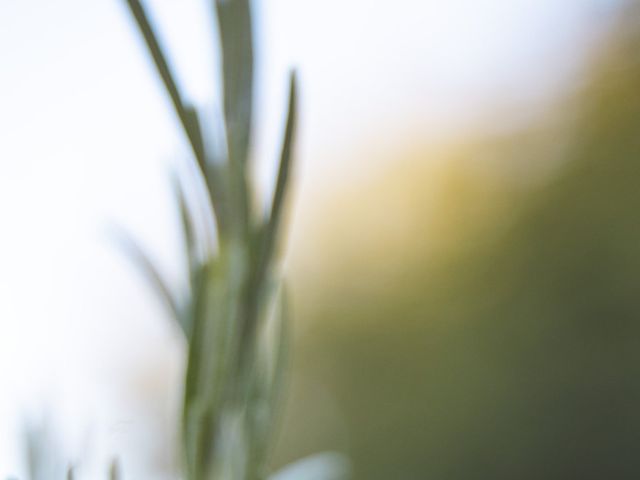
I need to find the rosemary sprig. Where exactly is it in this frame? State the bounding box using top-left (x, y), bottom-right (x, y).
top-left (123, 0), bottom-right (298, 478)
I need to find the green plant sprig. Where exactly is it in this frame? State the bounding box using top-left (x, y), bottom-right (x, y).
top-left (123, 0), bottom-right (297, 478)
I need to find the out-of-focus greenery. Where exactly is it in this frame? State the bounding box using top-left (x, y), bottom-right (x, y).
top-left (276, 8), bottom-right (640, 480)
top-left (121, 0), bottom-right (313, 479)
top-left (14, 3), bottom-right (640, 480)
top-left (14, 1), bottom-right (350, 478)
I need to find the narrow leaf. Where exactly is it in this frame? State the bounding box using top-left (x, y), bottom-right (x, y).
top-left (124, 0), bottom-right (208, 177)
top-left (112, 228), bottom-right (182, 331)
top-left (184, 106), bottom-right (207, 173)
top-left (171, 173), bottom-right (198, 270)
top-left (214, 0), bottom-right (254, 166)
top-left (269, 285), bottom-right (291, 419)
top-left (245, 283), bottom-right (292, 474)
top-left (256, 72), bottom-right (298, 286)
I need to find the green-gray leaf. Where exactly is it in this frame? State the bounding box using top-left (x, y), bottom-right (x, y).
top-left (112, 228), bottom-right (182, 332)
top-left (255, 72), bottom-right (298, 289)
top-left (214, 0), bottom-right (254, 166)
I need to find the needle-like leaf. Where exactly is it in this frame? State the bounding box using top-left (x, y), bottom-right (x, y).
top-left (124, 0), bottom-right (205, 167)
top-left (113, 228), bottom-right (182, 331)
top-left (171, 173), bottom-right (198, 269)
top-left (124, 0), bottom-right (231, 239)
top-left (256, 72), bottom-right (298, 288)
top-left (214, 0), bottom-right (254, 167)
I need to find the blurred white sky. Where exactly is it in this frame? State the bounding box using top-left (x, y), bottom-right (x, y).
top-left (0, 0), bottom-right (624, 476)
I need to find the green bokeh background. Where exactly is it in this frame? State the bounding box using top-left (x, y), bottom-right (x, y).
top-left (275, 10), bottom-right (640, 479)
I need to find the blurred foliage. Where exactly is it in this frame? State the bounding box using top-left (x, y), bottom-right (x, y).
top-left (123, 0), bottom-right (352, 479)
top-left (122, 0), bottom-right (307, 479)
top-left (276, 7), bottom-right (640, 480)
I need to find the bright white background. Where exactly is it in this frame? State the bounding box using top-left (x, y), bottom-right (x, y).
top-left (0, 0), bottom-right (623, 476)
